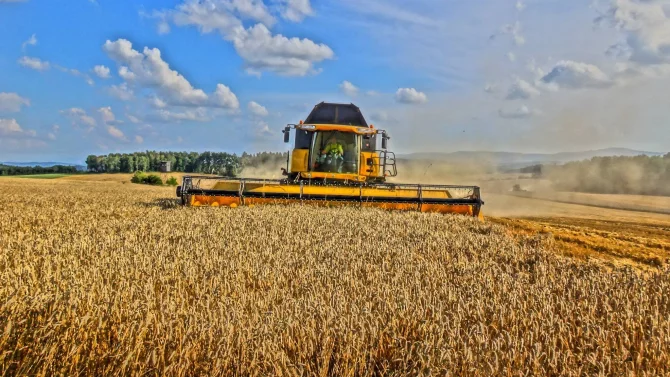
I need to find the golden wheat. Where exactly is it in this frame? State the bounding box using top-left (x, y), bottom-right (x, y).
top-left (0, 178), bottom-right (668, 376)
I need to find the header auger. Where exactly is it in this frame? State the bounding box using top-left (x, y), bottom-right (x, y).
top-left (176, 102), bottom-right (484, 218)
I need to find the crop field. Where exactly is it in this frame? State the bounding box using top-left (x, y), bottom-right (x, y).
top-left (1, 177), bottom-right (669, 376)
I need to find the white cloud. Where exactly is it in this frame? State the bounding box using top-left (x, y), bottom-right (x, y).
top-left (540, 60), bottom-right (612, 89)
top-left (0, 118), bottom-right (23, 134)
top-left (150, 96), bottom-right (168, 109)
top-left (0, 92), bottom-right (30, 113)
top-left (254, 120), bottom-right (273, 137)
top-left (60, 108), bottom-right (97, 129)
top-left (484, 83), bottom-right (497, 93)
top-left (211, 84), bottom-right (240, 109)
top-left (161, 1), bottom-right (333, 76)
top-left (0, 118), bottom-right (36, 138)
top-left (281, 0), bottom-right (314, 22)
top-left (18, 56), bottom-right (50, 71)
top-left (48, 124), bottom-right (59, 140)
top-left (505, 78), bottom-right (540, 100)
top-left (108, 83), bottom-right (134, 101)
top-left (93, 65), bottom-right (111, 79)
top-left (395, 88), bottom-right (428, 104)
top-left (516, 1), bottom-right (525, 12)
top-left (499, 21), bottom-right (525, 46)
top-left (103, 38), bottom-right (240, 109)
top-left (339, 81), bottom-right (359, 97)
top-left (21, 34), bottom-right (37, 51)
top-left (135, 135), bottom-right (144, 144)
top-left (248, 101), bottom-right (269, 117)
top-left (507, 52), bottom-right (516, 62)
top-left (171, 0), bottom-right (275, 33)
top-left (498, 105), bottom-right (539, 119)
top-left (98, 107), bottom-right (116, 124)
top-left (139, 108), bottom-right (211, 123)
top-left (597, 0), bottom-right (670, 81)
top-left (126, 114), bottom-right (141, 124)
top-left (106, 125), bottom-right (126, 141)
top-left (55, 65), bottom-right (95, 86)
top-left (231, 24), bottom-right (334, 76)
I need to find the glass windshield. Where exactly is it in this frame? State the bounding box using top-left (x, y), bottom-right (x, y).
top-left (310, 131), bottom-right (359, 174)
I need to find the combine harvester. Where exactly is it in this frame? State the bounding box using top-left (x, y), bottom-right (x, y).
top-left (176, 102), bottom-right (484, 218)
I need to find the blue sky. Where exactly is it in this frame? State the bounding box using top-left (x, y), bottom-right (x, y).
top-left (1, 0), bottom-right (669, 163)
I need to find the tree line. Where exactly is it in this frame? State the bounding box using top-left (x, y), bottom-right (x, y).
top-left (0, 164), bottom-right (79, 176)
top-left (543, 153), bottom-right (670, 196)
top-left (85, 151), bottom-right (288, 176)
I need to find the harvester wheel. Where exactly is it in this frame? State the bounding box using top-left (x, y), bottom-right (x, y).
top-left (176, 186), bottom-right (182, 198)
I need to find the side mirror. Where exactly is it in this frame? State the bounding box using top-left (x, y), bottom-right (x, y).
top-left (283, 126), bottom-right (290, 143)
top-left (381, 133), bottom-right (389, 149)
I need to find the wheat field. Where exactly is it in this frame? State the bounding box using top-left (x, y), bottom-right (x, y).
top-left (0, 177), bottom-right (669, 376)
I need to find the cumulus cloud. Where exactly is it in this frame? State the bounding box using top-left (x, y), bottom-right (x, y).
top-left (54, 66), bottom-right (95, 86)
top-left (0, 118), bottom-right (36, 138)
top-left (540, 60), bottom-right (613, 89)
top-left (159, 0), bottom-right (333, 76)
top-left (60, 108), bottom-right (97, 129)
top-left (0, 92), bottom-right (30, 113)
top-left (498, 105), bottom-right (539, 119)
top-left (103, 38), bottom-right (239, 109)
top-left (339, 81), bottom-right (359, 97)
top-left (248, 101), bottom-right (269, 117)
top-left (507, 52), bottom-right (516, 62)
top-left (47, 124), bottom-right (59, 140)
top-left (505, 78), bottom-right (540, 100)
top-left (21, 34), bottom-right (37, 51)
top-left (280, 0), bottom-right (314, 22)
top-left (18, 56), bottom-right (50, 71)
top-left (516, 1), bottom-right (526, 12)
top-left (150, 96), bottom-right (168, 109)
top-left (108, 83), bottom-right (135, 101)
top-left (598, 0), bottom-right (670, 65)
top-left (98, 106), bottom-right (117, 124)
top-left (135, 135), bottom-right (144, 144)
top-left (231, 24), bottom-right (334, 76)
top-left (134, 108), bottom-right (211, 124)
top-left (106, 125), bottom-right (127, 141)
top-left (254, 120), bottom-right (273, 137)
top-left (596, 0), bottom-right (670, 83)
top-left (93, 65), bottom-right (111, 79)
top-left (395, 88), bottom-right (428, 104)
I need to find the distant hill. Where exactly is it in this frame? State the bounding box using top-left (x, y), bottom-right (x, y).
top-left (1, 162), bottom-right (87, 171)
top-left (399, 148), bottom-right (665, 169)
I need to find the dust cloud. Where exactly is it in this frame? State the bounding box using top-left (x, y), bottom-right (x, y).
top-left (239, 163), bottom-right (286, 180)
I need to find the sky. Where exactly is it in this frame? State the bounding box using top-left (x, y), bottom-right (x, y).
top-left (1, 0), bottom-right (669, 163)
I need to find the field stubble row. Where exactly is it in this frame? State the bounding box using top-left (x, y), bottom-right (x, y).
top-left (0, 178), bottom-right (669, 376)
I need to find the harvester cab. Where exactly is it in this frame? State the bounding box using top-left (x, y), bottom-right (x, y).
top-left (281, 115), bottom-right (397, 184)
top-left (177, 102), bottom-right (484, 218)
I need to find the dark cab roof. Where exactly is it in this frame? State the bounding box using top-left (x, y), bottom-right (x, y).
top-left (304, 102), bottom-right (369, 127)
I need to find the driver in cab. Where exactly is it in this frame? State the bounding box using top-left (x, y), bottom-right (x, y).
top-left (321, 135), bottom-right (344, 157)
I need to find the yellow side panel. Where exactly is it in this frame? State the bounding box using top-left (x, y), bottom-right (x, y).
top-left (360, 151), bottom-right (380, 177)
top-left (291, 149), bottom-right (309, 172)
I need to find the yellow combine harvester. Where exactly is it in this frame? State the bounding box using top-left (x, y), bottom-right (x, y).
top-left (176, 102), bottom-right (484, 218)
